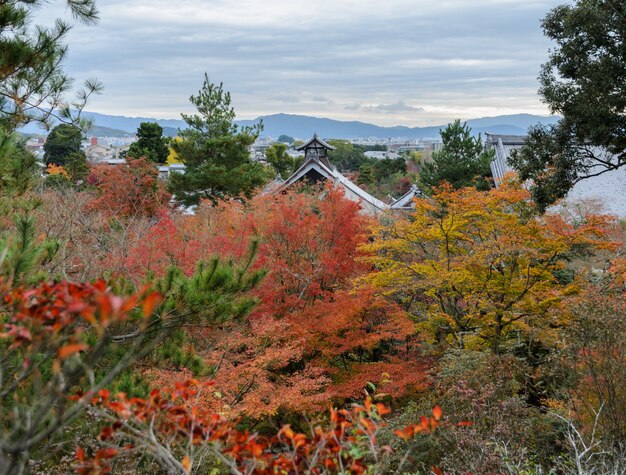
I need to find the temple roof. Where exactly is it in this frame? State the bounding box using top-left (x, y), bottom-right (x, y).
top-left (484, 133), bottom-right (526, 146)
top-left (295, 133), bottom-right (336, 151)
top-left (281, 154), bottom-right (388, 212)
top-left (389, 184), bottom-right (426, 209)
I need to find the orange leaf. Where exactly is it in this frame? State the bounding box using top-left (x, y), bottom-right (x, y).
top-left (394, 428), bottom-right (413, 440)
top-left (76, 447), bottom-right (85, 462)
top-left (142, 292), bottom-right (163, 317)
top-left (432, 467), bottom-right (444, 475)
top-left (280, 425), bottom-right (295, 440)
top-left (432, 406), bottom-right (442, 421)
top-left (182, 455), bottom-right (191, 474)
top-left (58, 343), bottom-right (87, 360)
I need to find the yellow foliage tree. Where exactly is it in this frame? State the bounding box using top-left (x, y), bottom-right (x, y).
top-left (166, 137), bottom-right (183, 165)
top-left (361, 179), bottom-right (617, 353)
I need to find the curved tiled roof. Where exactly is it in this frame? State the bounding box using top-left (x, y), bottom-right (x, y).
top-left (295, 133), bottom-right (336, 151)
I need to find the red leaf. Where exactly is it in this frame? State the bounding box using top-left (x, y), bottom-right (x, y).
top-left (96, 447), bottom-right (118, 460)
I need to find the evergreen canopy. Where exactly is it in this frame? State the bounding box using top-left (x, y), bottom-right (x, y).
top-left (168, 75), bottom-right (267, 206)
top-left (0, 0), bottom-right (102, 131)
top-left (509, 0), bottom-right (626, 211)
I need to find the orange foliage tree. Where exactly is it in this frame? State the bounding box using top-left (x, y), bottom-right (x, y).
top-left (0, 279), bottom-right (160, 472)
top-left (88, 157), bottom-right (170, 218)
top-left (361, 179), bottom-right (618, 353)
top-left (78, 379), bottom-right (445, 475)
top-left (124, 186), bottom-right (426, 417)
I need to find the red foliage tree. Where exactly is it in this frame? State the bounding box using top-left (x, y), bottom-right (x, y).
top-left (77, 378), bottom-right (445, 475)
top-left (88, 157), bottom-right (170, 218)
top-left (126, 186), bottom-right (426, 418)
top-left (0, 278), bottom-right (161, 471)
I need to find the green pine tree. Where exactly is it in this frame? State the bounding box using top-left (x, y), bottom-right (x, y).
top-left (127, 122), bottom-right (170, 164)
top-left (168, 75), bottom-right (267, 206)
top-left (0, 0), bottom-right (102, 131)
top-left (421, 120), bottom-right (494, 191)
top-left (43, 124), bottom-right (83, 166)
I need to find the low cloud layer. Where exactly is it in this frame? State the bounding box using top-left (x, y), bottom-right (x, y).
top-left (42, 0), bottom-right (563, 126)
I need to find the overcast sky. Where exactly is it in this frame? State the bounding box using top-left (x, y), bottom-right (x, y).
top-left (41, 0), bottom-right (565, 126)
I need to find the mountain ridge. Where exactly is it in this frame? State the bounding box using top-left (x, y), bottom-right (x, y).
top-left (19, 112), bottom-right (560, 139)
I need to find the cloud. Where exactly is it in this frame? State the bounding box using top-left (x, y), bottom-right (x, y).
top-left (345, 102), bottom-right (425, 115)
top-left (41, 0), bottom-right (564, 125)
top-left (311, 96), bottom-right (332, 103)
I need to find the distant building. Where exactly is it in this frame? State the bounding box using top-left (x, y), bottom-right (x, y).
top-left (388, 185), bottom-right (427, 210)
top-left (280, 134), bottom-right (424, 215)
top-left (485, 134), bottom-right (526, 187)
top-left (85, 144), bottom-right (116, 163)
top-left (157, 164), bottom-right (186, 179)
top-left (25, 137), bottom-right (46, 160)
top-left (364, 151), bottom-right (399, 160)
top-left (485, 133), bottom-right (626, 218)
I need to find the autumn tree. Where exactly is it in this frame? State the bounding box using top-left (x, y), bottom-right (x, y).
top-left (127, 122), bottom-right (170, 164)
top-left (509, 0), bottom-right (626, 210)
top-left (89, 157), bottom-right (170, 217)
top-left (420, 120), bottom-right (493, 191)
top-left (124, 186), bottom-right (425, 417)
top-left (561, 294), bottom-right (626, 448)
top-left (168, 75), bottom-right (267, 206)
top-left (361, 179), bottom-right (616, 353)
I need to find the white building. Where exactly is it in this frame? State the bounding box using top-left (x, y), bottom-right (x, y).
top-left (364, 151), bottom-right (399, 160)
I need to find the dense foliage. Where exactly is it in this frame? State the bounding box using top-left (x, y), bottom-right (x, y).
top-left (1, 143), bottom-right (624, 472)
top-left (361, 179), bottom-right (617, 353)
top-left (1, 1), bottom-right (625, 472)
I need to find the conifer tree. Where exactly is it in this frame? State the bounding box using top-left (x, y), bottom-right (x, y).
top-left (0, 0), bottom-right (102, 131)
top-left (43, 124), bottom-right (83, 166)
top-left (168, 75), bottom-right (267, 206)
top-left (127, 122), bottom-right (170, 164)
top-left (421, 120), bottom-right (493, 191)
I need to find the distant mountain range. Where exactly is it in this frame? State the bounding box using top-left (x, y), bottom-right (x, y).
top-left (19, 112), bottom-right (560, 140)
top-left (238, 113), bottom-right (560, 139)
